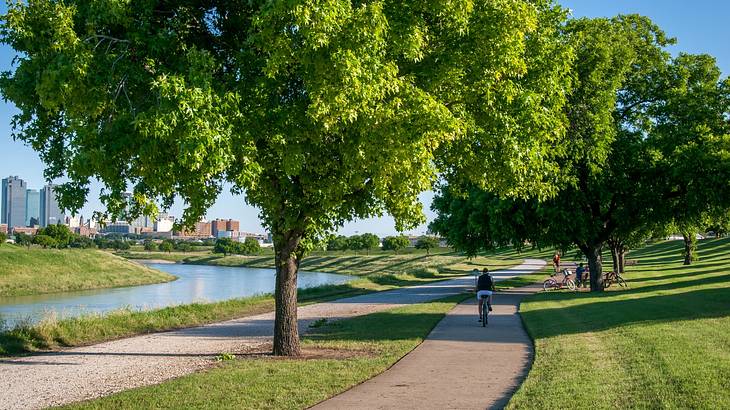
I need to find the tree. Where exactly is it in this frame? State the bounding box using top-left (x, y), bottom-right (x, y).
top-left (213, 238), bottom-right (235, 257)
top-left (33, 234), bottom-right (58, 249)
top-left (175, 241), bottom-right (194, 253)
top-left (415, 236), bottom-right (439, 255)
top-left (37, 224), bottom-right (73, 248)
top-left (359, 233), bottom-right (380, 255)
top-left (433, 16), bottom-right (675, 291)
top-left (648, 54), bottom-right (730, 265)
top-left (157, 240), bottom-right (174, 253)
top-left (70, 234), bottom-right (95, 249)
top-left (382, 235), bottom-right (409, 254)
top-left (0, 232), bottom-right (7, 246)
top-left (143, 239), bottom-right (155, 252)
top-left (326, 235), bottom-right (349, 252)
top-left (238, 237), bottom-right (261, 255)
top-left (0, 1), bottom-right (573, 356)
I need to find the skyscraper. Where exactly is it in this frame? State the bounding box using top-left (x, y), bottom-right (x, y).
top-left (40, 184), bottom-right (65, 227)
top-left (1, 176), bottom-right (28, 228)
top-left (25, 189), bottom-right (40, 226)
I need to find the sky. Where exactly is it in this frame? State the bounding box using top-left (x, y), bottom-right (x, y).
top-left (0, 1), bottom-right (728, 236)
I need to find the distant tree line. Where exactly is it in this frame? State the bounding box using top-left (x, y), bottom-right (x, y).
top-left (213, 237), bottom-right (262, 256)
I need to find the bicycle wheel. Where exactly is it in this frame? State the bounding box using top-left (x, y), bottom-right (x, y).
top-left (617, 275), bottom-right (628, 287)
top-left (566, 278), bottom-right (576, 291)
top-left (603, 276), bottom-right (612, 289)
top-left (481, 300), bottom-right (487, 327)
top-left (543, 279), bottom-right (557, 291)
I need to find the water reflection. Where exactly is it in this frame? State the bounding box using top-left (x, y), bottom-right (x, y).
top-left (0, 263), bottom-right (351, 328)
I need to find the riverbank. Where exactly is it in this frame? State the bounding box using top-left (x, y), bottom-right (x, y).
top-left (0, 252), bottom-right (545, 355)
top-left (0, 246), bottom-right (175, 297)
top-left (507, 238), bottom-right (730, 409)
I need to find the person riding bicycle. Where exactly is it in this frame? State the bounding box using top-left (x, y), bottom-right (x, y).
top-left (476, 268), bottom-right (495, 320)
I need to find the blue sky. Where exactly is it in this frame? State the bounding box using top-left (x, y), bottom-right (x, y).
top-left (0, 1), bottom-right (727, 236)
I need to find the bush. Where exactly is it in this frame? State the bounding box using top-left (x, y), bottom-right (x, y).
top-left (238, 237), bottom-right (261, 255)
top-left (70, 235), bottom-right (95, 249)
top-left (214, 238), bottom-right (234, 256)
top-left (33, 234), bottom-right (58, 249)
top-left (0, 232), bottom-right (6, 245)
top-left (175, 242), bottom-right (194, 253)
top-left (143, 239), bottom-right (155, 251)
top-left (158, 240), bottom-right (174, 253)
top-left (36, 224), bottom-right (73, 248)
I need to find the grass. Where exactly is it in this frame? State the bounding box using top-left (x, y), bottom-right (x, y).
top-left (63, 293), bottom-right (469, 410)
top-left (0, 245), bottom-right (175, 297)
top-left (507, 237), bottom-right (730, 409)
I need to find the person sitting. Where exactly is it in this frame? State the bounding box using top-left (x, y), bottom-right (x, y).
top-left (476, 268), bottom-right (495, 321)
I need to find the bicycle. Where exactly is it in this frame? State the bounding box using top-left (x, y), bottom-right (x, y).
top-left (479, 295), bottom-right (489, 326)
top-left (543, 269), bottom-right (576, 291)
top-left (603, 270), bottom-right (628, 288)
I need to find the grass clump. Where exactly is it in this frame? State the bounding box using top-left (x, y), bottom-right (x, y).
top-left (63, 294), bottom-right (468, 410)
top-left (507, 237), bottom-right (730, 409)
top-left (0, 246), bottom-right (175, 297)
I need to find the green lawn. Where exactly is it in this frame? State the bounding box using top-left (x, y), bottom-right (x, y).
top-left (63, 294), bottom-right (468, 410)
top-left (508, 237), bottom-right (730, 409)
top-left (0, 245), bottom-right (175, 297)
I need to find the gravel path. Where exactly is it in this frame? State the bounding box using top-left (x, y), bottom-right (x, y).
top-left (0, 259), bottom-right (545, 410)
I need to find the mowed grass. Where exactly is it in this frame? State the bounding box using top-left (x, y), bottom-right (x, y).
top-left (508, 237), bottom-right (730, 409)
top-left (0, 245), bottom-right (175, 297)
top-left (63, 294), bottom-right (468, 410)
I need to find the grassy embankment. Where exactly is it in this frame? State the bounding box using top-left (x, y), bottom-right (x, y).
top-left (1, 247), bottom-right (548, 355)
top-left (64, 294), bottom-right (468, 410)
top-left (0, 245), bottom-right (175, 297)
top-left (508, 237), bottom-right (730, 409)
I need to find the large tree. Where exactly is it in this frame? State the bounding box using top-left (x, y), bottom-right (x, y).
top-left (1, 0), bottom-right (571, 355)
top-left (433, 15), bottom-right (674, 291)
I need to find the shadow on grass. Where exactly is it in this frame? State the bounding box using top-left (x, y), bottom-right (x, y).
top-left (522, 286), bottom-right (730, 339)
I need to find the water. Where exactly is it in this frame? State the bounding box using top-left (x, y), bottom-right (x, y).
top-left (0, 263), bottom-right (352, 328)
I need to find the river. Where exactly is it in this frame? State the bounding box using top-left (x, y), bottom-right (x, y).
top-left (0, 263), bottom-right (352, 329)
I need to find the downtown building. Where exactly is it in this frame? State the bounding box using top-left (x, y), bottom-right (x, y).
top-left (40, 184), bottom-right (65, 227)
top-left (1, 176), bottom-right (27, 229)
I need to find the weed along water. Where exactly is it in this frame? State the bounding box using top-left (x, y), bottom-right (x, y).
top-left (0, 264), bottom-right (351, 328)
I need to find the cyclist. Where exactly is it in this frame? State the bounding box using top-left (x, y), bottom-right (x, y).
top-left (575, 263), bottom-right (587, 288)
top-left (476, 268), bottom-right (495, 321)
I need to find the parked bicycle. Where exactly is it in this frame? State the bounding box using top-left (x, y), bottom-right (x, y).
top-left (543, 269), bottom-right (576, 291)
top-left (603, 270), bottom-right (628, 288)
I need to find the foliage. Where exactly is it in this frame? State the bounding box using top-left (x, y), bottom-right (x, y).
top-left (414, 236), bottom-right (439, 255)
top-left (174, 241), bottom-right (194, 253)
top-left (36, 224), bottom-right (73, 248)
top-left (382, 235), bottom-right (410, 253)
top-left (143, 239), bottom-right (155, 252)
top-left (238, 237), bottom-right (261, 255)
top-left (14, 232), bottom-right (32, 248)
top-left (213, 238), bottom-right (235, 257)
top-left (32, 234), bottom-right (57, 249)
top-left (326, 235), bottom-right (350, 252)
top-left (69, 235), bottom-right (95, 249)
top-left (0, 232), bottom-right (6, 245)
top-left (157, 240), bottom-right (174, 253)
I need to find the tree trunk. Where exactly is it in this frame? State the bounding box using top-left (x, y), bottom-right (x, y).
top-left (682, 231), bottom-right (695, 265)
top-left (273, 230), bottom-right (303, 356)
top-left (585, 244), bottom-right (604, 292)
top-left (618, 249), bottom-right (626, 273)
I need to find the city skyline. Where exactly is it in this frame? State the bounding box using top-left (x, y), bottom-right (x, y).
top-left (0, 1), bottom-right (728, 237)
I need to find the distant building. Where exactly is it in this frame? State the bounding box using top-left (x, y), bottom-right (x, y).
top-left (40, 184), bottom-right (65, 227)
top-left (211, 219), bottom-right (241, 238)
top-left (66, 215), bottom-right (81, 229)
top-left (154, 214), bottom-right (175, 233)
top-left (25, 189), bottom-right (40, 227)
top-left (75, 226), bottom-right (97, 238)
top-left (175, 220), bottom-right (213, 238)
top-left (2, 176), bottom-right (27, 229)
top-left (101, 222), bottom-right (133, 234)
top-left (0, 224), bottom-right (7, 234)
top-left (12, 226), bottom-right (38, 235)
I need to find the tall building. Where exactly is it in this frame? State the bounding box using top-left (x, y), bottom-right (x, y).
top-left (1, 176), bottom-right (27, 228)
top-left (212, 219), bottom-right (240, 237)
top-left (25, 189), bottom-right (40, 226)
top-left (40, 184), bottom-right (65, 227)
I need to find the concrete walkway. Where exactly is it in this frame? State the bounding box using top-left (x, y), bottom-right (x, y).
top-left (0, 259), bottom-right (545, 410)
top-left (312, 284), bottom-right (542, 410)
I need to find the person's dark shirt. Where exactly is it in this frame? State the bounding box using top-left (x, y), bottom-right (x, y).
top-left (477, 274), bottom-right (495, 291)
top-left (576, 266), bottom-right (586, 277)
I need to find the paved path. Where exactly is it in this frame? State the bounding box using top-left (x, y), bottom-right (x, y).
top-left (0, 259), bottom-right (544, 410)
top-left (312, 284), bottom-right (543, 410)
